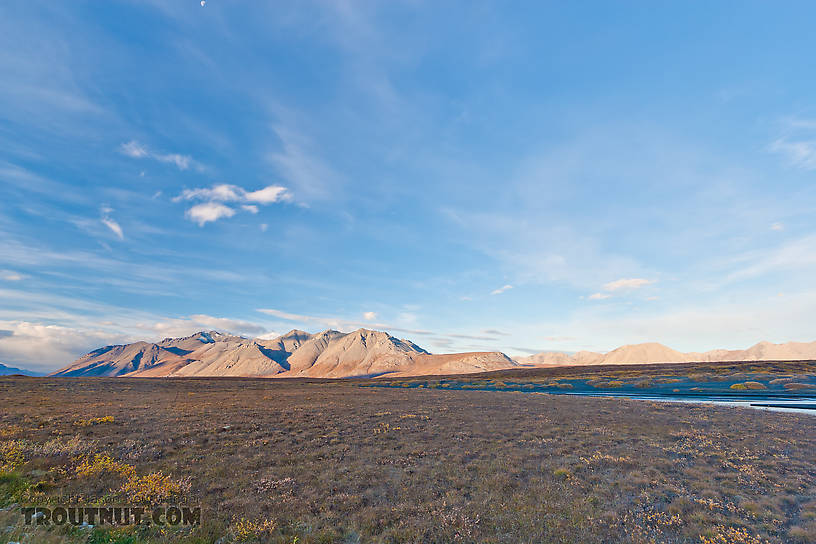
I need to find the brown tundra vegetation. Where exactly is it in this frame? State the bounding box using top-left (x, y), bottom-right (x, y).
top-left (0, 369), bottom-right (814, 543)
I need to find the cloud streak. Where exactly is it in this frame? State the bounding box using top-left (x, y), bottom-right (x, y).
top-left (100, 207), bottom-right (124, 240)
top-left (490, 284), bottom-right (513, 295)
top-left (0, 270), bottom-right (24, 281)
top-left (769, 138), bottom-right (816, 170)
top-left (254, 308), bottom-right (514, 354)
top-left (119, 140), bottom-right (198, 171)
top-left (603, 278), bottom-right (654, 291)
top-left (586, 277), bottom-right (655, 300)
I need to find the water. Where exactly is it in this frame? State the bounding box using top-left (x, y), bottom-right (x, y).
top-left (554, 391), bottom-right (816, 415)
top-left (366, 379), bottom-right (816, 415)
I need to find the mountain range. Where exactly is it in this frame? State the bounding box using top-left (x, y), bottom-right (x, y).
top-left (0, 362), bottom-right (41, 376)
top-left (52, 329), bottom-right (516, 378)
top-left (517, 340), bottom-right (816, 366)
top-left (50, 331), bottom-right (816, 379)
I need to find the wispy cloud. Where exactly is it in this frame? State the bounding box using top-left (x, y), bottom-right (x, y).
top-left (101, 217), bottom-right (123, 239)
top-left (267, 122), bottom-right (339, 201)
top-left (769, 117), bottom-right (816, 170)
top-left (175, 184), bottom-right (243, 202)
top-left (603, 278), bottom-right (654, 291)
top-left (447, 332), bottom-right (503, 340)
top-left (257, 308), bottom-right (313, 322)
top-left (254, 308), bottom-right (514, 354)
top-left (119, 140), bottom-right (199, 171)
top-left (0, 270), bottom-right (24, 281)
top-left (769, 138), bottom-right (816, 170)
top-left (490, 284), bottom-right (513, 295)
top-left (157, 314), bottom-right (269, 337)
top-left (256, 308), bottom-right (432, 337)
top-left (100, 207), bottom-right (124, 240)
top-left (585, 277), bottom-right (653, 300)
top-left (119, 140), bottom-right (148, 158)
top-left (174, 183), bottom-right (290, 226)
top-left (509, 346), bottom-right (545, 354)
top-left (245, 186), bottom-right (289, 204)
top-left (725, 234), bottom-right (816, 283)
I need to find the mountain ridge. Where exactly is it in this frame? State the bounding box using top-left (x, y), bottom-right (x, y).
top-left (52, 328), bottom-right (516, 378)
top-left (0, 362), bottom-right (42, 376)
top-left (517, 340), bottom-right (816, 366)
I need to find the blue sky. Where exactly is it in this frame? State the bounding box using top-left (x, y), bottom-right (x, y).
top-left (2, 1), bottom-right (816, 371)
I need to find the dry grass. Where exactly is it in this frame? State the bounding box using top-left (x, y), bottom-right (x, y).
top-left (0, 376), bottom-right (814, 543)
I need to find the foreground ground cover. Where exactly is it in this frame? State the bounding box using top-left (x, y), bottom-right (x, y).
top-left (0, 376), bottom-right (814, 543)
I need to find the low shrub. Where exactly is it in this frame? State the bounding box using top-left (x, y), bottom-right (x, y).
top-left (730, 382), bottom-right (766, 390)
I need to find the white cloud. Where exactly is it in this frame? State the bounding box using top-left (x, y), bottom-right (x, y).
top-left (0, 270), bottom-right (23, 281)
top-left (175, 183), bottom-right (290, 226)
top-left (588, 292), bottom-right (611, 300)
top-left (603, 278), bottom-right (654, 291)
top-left (363, 311), bottom-right (377, 320)
top-left (0, 312), bottom-right (278, 371)
top-left (186, 202), bottom-right (236, 226)
top-left (175, 184), bottom-right (245, 203)
top-left (118, 140), bottom-right (196, 171)
top-left (245, 185), bottom-right (289, 204)
top-left (490, 284), bottom-right (513, 295)
top-left (770, 222), bottom-right (784, 231)
top-left (0, 321), bottom-right (129, 372)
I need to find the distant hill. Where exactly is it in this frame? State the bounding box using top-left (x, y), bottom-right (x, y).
top-left (0, 362), bottom-right (42, 376)
top-left (517, 340), bottom-right (816, 366)
top-left (52, 329), bottom-right (517, 378)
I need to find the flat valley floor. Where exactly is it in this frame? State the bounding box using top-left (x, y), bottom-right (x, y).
top-left (1, 377), bottom-right (815, 543)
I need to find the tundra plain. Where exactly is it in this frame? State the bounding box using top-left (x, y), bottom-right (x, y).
top-left (1, 364), bottom-right (815, 544)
